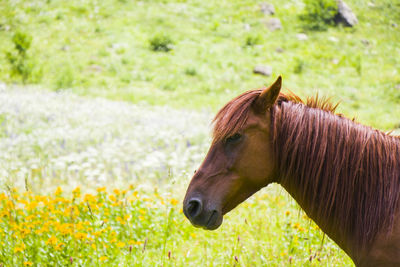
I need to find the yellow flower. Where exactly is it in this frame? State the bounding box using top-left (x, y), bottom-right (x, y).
top-left (24, 261), bottom-right (33, 266)
top-left (74, 232), bottom-right (87, 240)
top-left (54, 187), bottom-right (63, 196)
top-left (293, 223), bottom-right (300, 229)
top-left (46, 235), bottom-right (58, 246)
top-left (190, 233), bottom-right (196, 238)
top-left (91, 243), bottom-right (97, 250)
top-left (97, 187), bottom-right (106, 193)
top-left (72, 186), bottom-right (81, 197)
top-left (0, 193), bottom-right (7, 201)
top-left (285, 210), bottom-right (291, 216)
top-left (116, 216), bottom-right (126, 225)
top-left (113, 189), bottom-right (120, 195)
top-left (139, 209), bottom-right (146, 215)
top-left (14, 243), bottom-right (25, 253)
top-left (55, 242), bottom-right (65, 251)
top-left (84, 194), bottom-right (96, 202)
top-left (99, 256), bottom-right (108, 262)
top-left (128, 240), bottom-right (143, 246)
top-left (170, 198), bottom-right (179, 205)
top-left (109, 195), bottom-right (116, 202)
top-left (116, 242), bottom-right (125, 248)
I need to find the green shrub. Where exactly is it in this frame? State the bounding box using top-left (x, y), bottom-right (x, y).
top-left (184, 67), bottom-right (197, 76)
top-left (300, 0), bottom-right (338, 31)
top-left (244, 34), bottom-right (262, 47)
top-left (6, 31), bottom-right (41, 83)
top-left (293, 58), bottom-right (306, 74)
top-left (149, 34), bottom-right (174, 52)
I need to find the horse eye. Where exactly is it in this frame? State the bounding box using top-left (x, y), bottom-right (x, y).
top-left (226, 133), bottom-right (242, 143)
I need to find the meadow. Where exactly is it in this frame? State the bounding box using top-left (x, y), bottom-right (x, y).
top-left (0, 0), bottom-right (399, 266)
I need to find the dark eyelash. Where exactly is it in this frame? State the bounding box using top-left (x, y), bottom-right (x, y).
top-left (226, 133), bottom-right (242, 143)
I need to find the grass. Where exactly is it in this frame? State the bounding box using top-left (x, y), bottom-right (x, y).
top-left (0, 0), bottom-right (399, 129)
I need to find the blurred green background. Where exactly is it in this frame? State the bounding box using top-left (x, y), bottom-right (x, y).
top-left (1, 0), bottom-right (399, 129)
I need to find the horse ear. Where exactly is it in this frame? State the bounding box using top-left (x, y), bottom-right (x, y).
top-left (253, 76), bottom-right (282, 114)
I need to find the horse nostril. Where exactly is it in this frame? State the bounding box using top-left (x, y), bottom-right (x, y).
top-left (186, 198), bottom-right (203, 219)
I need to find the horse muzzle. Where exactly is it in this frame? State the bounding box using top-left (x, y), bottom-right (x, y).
top-left (183, 197), bottom-right (223, 230)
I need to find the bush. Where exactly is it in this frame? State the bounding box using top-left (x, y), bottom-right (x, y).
top-left (6, 31), bottom-right (41, 83)
top-left (244, 34), bottom-right (262, 47)
top-left (300, 0), bottom-right (338, 31)
top-left (149, 34), bottom-right (174, 52)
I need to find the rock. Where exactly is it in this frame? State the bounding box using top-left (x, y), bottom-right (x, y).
top-left (392, 23), bottom-right (398, 28)
top-left (335, 0), bottom-right (358, 27)
top-left (275, 47), bottom-right (284, 53)
top-left (266, 18), bottom-right (282, 31)
top-left (296, 33), bottom-right (308, 41)
top-left (260, 3), bottom-right (275, 15)
top-left (328, 36), bottom-right (338, 43)
top-left (88, 64), bottom-right (103, 72)
top-left (253, 65), bottom-right (272, 76)
top-left (361, 39), bottom-right (370, 46)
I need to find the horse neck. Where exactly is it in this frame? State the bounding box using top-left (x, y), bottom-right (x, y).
top-left (271, 102), bottom-right (400, 257)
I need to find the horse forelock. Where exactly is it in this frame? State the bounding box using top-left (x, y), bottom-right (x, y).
top-left (212, 89), bottom-right (262, 144)
top-left (212, 89), bottom-right (341, 144)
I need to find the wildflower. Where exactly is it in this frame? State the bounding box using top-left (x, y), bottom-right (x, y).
top-left (72, 186), bottom-right (81, 197)
top-left (293, 223), bottom-right (300, 229)
top-left (109, 195), bottom-right (116, 202)
top-left (99, 256), bottom-right (108, 262)
top-left (84, 194), bottom-right (96, 202)
top-left (97, 187), bottom-right (106, 193)
top-left (285, 210), bottom-right (290, 216)
top-left (24, 261), bottom-right (33, 266)
top-left (46, 235), bottom-right (58, 246)
top-left (14, 243), bottom-right (25, 253)
top-left (116, 216), bottom-right (126, 225)
top-left (113, 189), bottom-right (120, 195)
top-left (55, 187), bottom-right (63, 196)
top-left (74, 232), bottom-right (87, 240)
top-left (170, 198), bottom-right (179, 205)
top-left (190, 233), bottom-right (196, 238)
top-left (0, 193), bottom-right (7, 201)
top-left (128, 240), bottom-right (142, 246)
top-left (116, 242), bottom-right (125, 248)
top-left (55, 242), bottom-right (65, 251)
top-left (139, 209), bottom-right (146, 215)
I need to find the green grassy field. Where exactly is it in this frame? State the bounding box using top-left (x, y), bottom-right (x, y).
top-left (1, 0), bottom-right (399, 128)
top-left (0, 0), bottom-right (399, 266)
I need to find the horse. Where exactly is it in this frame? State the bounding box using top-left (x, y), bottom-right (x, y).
top-left (183, 76), bottom-right (400, 266)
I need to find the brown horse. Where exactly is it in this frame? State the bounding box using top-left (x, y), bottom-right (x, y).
top-left (183, 76), bottom-right (400, 266)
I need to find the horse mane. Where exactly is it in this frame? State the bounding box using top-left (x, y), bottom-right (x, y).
top-left (273, 98), bottom-right (400, 250)
top-left (213, 88), bottom-right (400, 249)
